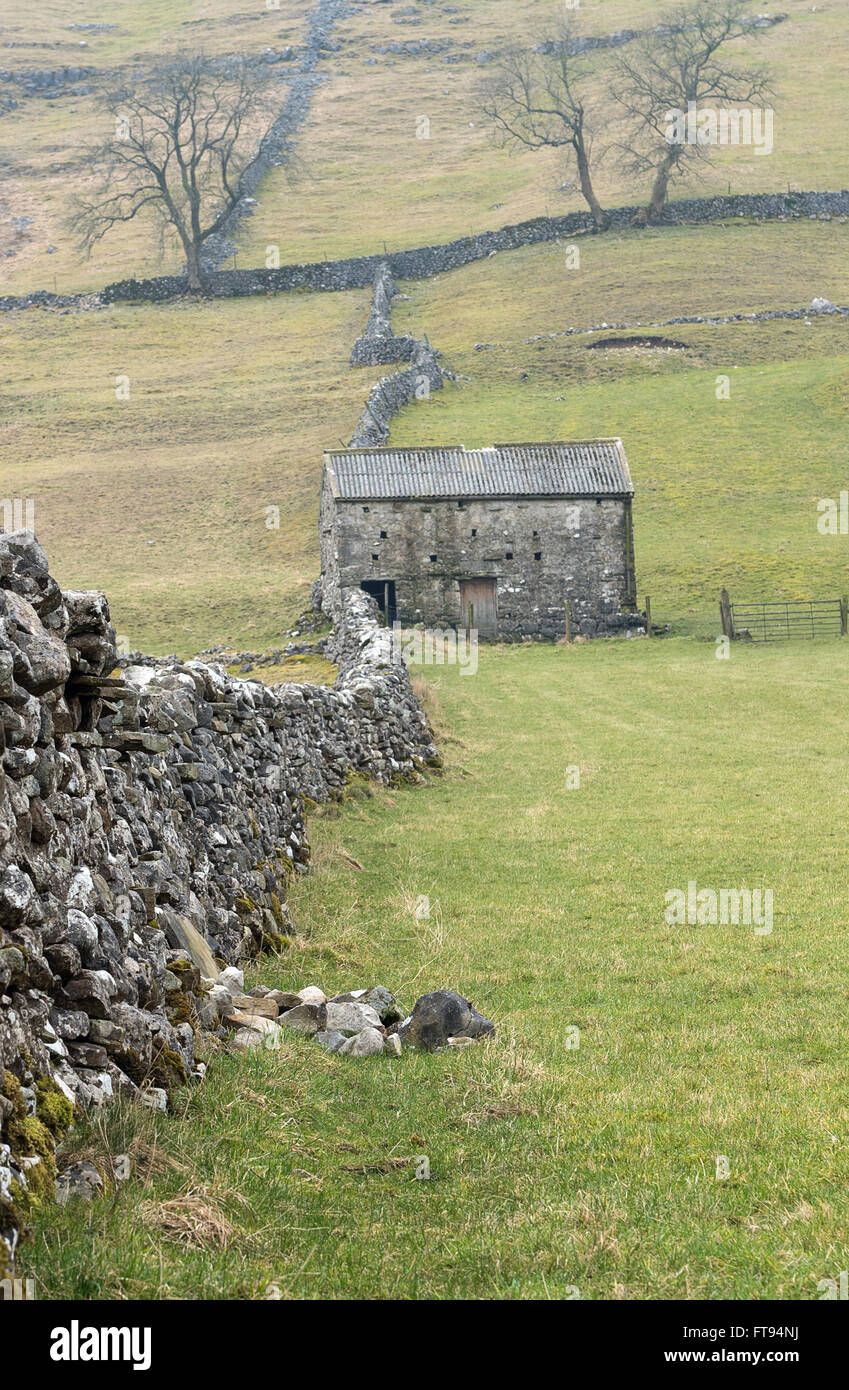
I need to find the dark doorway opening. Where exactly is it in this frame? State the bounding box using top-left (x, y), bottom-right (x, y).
top-left (361, 579), bottom-right (397, 625)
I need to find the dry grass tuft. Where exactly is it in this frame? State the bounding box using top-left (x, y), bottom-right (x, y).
top-left (140, 1185), bottom-right (235, 1251)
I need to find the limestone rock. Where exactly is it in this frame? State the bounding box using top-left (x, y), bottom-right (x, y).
top-left (224, 1012), bottom-right (280, 1041)
top-left (296, 985), bottom-right (326, 1006)
top-left (230, 994), bottom-right (278, 1020)
top-left (324, 1000), bottom-right (381, 1036)
top-left (339, 1026), bottom-right (385, 1057)
top-left (55, 1159), bottom-right (103, 1205)
top-left (218, 967), bottom-right (245, 996)
top-left (279, 1002), bottom-right (326, 1035)
top-left (231, 1027), bottom-right (266, 1051)
top-left (267, 990), bottom-right (301, 1011)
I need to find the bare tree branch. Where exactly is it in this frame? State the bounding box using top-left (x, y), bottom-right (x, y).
top-left (609, 0), bottom-right (776, 224)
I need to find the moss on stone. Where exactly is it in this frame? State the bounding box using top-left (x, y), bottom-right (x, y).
top-left (35, 1078), bottom-right (74, 1140)
top-left (166, 993), bottom-right (193, 1027)
top-left (269, 892), bottom-right (289, 932)
top-left (149, 1041), bottom-right (187, 1093)
top-left (2, 1073), bottom-right (57, 1212)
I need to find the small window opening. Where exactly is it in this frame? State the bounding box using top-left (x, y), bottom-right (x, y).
top-left (429, 554), bottom-right (437, 563)
top-left (380, 530), bottom-right (387, 538)
top-left (471, 528), bottom-right (477, 537)
top-left (362, 506), bottom-right (370, 513)
top-left (505, 551), bottom-right (513, 560)
top-left (371, 553), bottom-right (379, 561)
top-left (534, 551), bottom-right (542, 561)
top-left (532, 530), bottom-right (539, 538)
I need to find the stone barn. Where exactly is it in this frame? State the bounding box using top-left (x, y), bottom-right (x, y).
top-left (319, 440), bottom-right (637, 639)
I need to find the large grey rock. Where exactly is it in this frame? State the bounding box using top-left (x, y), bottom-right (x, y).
top-left (1, 590), bottom-right (71, 694)
top-left (398, 990), bottom-right (495, 1051)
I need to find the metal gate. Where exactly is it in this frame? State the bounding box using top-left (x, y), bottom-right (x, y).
top-left (728, 598), bottom-right (847, 642)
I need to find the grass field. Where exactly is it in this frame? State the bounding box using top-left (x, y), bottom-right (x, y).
top-left (25, 637), bottom-right (849, 1299)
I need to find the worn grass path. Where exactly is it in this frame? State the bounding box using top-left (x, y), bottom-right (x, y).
top-left (26, 637), bottom-right (849, 1300)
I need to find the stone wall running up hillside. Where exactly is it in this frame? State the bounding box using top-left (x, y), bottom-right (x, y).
top-left (348, 263), bottom-right (445, 446)
top-left (0, 528), bottom-right (437, 1275)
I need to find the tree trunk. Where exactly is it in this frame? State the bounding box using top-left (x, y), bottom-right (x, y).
top-left (646, 151), bottom-right (678, 225)
top-left (184, 238), bottom-right (204, 292)
top-left (575, 141), bottom-right (608, 231)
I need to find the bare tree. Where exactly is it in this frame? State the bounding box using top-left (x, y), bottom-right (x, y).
top-left (68, 55), bottom-right (278, 289)
top-left (478, 17), bottom-right (608, 230)
top-left (611, 0), bottom-right (774, 225)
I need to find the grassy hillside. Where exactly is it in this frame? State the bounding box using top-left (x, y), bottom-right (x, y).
top-left (2, 0), bottom-right (848, 293)
top-left (0, 289), bottom-right (370, 652)
top-left (389, 221), bottom-right (849, 634)
top-left (26, 637), bottom-right (849, 1299)
top-left (243, 0), bottom-right (849, 265)
top-left (4, 223), bottom-right (848, 649)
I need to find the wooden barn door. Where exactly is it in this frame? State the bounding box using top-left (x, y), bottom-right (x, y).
top-left (459, 578), bottom-right (497, 637)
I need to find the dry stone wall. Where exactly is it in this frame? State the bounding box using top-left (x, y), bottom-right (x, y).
top-left (3, 191), bottom-right (848, 315)
top-left (349, 264), bottom-right (419, 367)
top-left (0, 529), bottom-right (437, 1274)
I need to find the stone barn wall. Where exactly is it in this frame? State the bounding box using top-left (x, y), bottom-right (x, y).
top-left (328, 494), bottom-right (637, 638)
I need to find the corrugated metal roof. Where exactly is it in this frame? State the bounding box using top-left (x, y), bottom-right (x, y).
top-left (324, 440), bottom-right (632, 500)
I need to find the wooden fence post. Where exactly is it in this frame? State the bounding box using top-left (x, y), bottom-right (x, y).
top-left (644, 595), bottom-right (652, 637)
top-left (564, 599), bottom-right (571, 643)
top-left (719, 588), bottom-right (733, 639)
